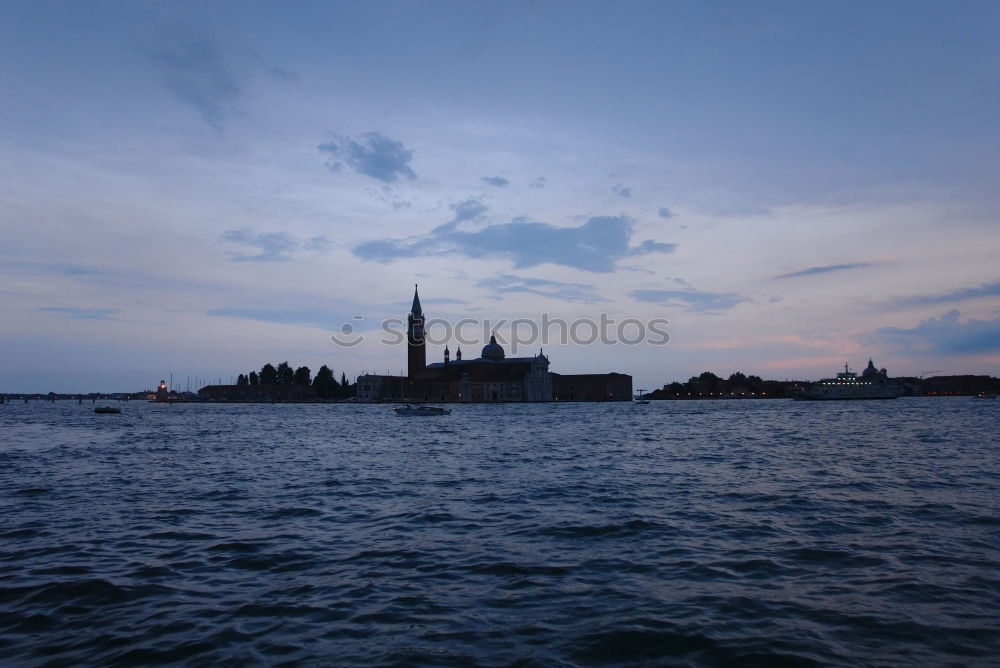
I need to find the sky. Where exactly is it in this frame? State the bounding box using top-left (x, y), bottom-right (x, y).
top-left (1, 0), bottom-right (999, 393)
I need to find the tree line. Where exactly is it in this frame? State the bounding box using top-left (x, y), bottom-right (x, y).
top-left (235, 362), bottom-right (353, 398)
top-left (649, 371), bottom-right (797, 399)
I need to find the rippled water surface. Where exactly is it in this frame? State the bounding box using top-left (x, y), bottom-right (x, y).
top-left (1, 398), bottom-right (998, 665)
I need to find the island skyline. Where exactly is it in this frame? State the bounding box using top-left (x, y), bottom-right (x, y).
top-left (2, 2), bottom-right (998, 394)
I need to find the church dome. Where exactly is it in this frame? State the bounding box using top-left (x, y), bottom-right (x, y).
top-left (481, 334), bottom-right (505, 361)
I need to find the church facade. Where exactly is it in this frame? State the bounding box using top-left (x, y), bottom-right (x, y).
top-left (357, 286), bottom-right (631, 403)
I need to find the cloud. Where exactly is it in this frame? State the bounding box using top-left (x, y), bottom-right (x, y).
top-left (221, 228), bottom-right (330, 262)
top-left (630, 288), bottom-right (748, 312)
top-left (529, 176), bottom-right (547, 189)
top-left (318, 132), bottom-right (416, 182)
top-left (268, 66), bottom-right (296, 81)
top-left (776, 263), bottom-right (871, 279)
top-left (627, 239), bottom-right (678, 256)
top-left (354, 215), bottom-right (676, 272)
top-left (477, 275), bottom-right (608, 304)
top-left (422, 297), bottom-right (469, 305)
top-left (303, 236), bottom-right (332, 252)
top-left (206, 307), bottom-right (351, 330)
top-left (149, 38), bottom-right (243, 129)
top-left (451, 199), bottom-right (488, 222)
top-left (432, 198), bottom-right (489, 234)
top-left (39, 307), bottom-right (120, 320)
top-left (699, 202), bottom-right (773, 217)
top-left (482, 176), bottom-right (509, 187)
top-left (612, 183), bottom-right (633, 198)
top-left (893, 281), bottom-right (1000, 307)
top-left (865, 310), bottom-right (1000, 355)
top-left (658, 207), bottom-right (675, 219)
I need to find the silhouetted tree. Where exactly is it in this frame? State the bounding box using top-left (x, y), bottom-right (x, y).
top-left (276, 361), bottom-right (294, 385)
top-left (294, 366), bottom-right (311, 386)
top-left (340, 372), bottom-right (349, 397)
top-left (728, 372), bottom-right (747, 383)
top-left (237, 374), bottom-right (248, 386)
top-left (260, 363), bottom-right (277, 385)
top-left (312, 365), bottom-right (335, 397)
top-left (249, 371), bottom-right (259, 386)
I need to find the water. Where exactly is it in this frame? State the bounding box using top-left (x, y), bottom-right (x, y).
top-left (1, 398), bottom-right (998, 666)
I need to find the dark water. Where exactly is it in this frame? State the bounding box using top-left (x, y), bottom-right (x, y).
top-left (1, 398), bottom-right (998, 666)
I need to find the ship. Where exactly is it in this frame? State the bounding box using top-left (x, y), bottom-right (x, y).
top-left (792, 359), bottom-right (902, 401)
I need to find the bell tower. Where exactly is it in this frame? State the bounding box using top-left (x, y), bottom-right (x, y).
top-left (407, 284), bottom-right (426, 377)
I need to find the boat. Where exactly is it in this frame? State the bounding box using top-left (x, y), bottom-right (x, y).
top-left (976, 392), bottom-right (997, 400)
top-left (94, 406), bottom-right (121, 414)
top-left (792, 360), bottom-right (902, 401)
top-left (633, 389), bottom-right (650, 405)
top-left (393, 404), bottom-right (452, 416)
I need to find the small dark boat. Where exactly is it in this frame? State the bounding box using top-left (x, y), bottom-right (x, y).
top-left (94, 406), bottom-right (121, 414)
top-left (393, 404), bottom-right (451, 416)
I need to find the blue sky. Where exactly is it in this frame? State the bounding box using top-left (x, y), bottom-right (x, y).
top-left (2, 1), bottom-right (999, 392)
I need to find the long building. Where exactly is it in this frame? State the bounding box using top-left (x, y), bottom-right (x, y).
top-left (357, 286), bottom-right (631, 402)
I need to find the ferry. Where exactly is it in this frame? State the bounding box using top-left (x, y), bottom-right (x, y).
top-left (792, 360), bottom-right (902, 401)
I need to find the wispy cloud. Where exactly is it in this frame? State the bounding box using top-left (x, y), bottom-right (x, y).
top-left (477, 274), bottom-right (608, 304)
top-left (207, 307), bottom-right (337, 330)
top-left (354, 215), bottom-right (676, 272)
top-left (529, 176), bottom-right (547, 189)
top-left (627, 240), bottom-right (677, 255)
top-left (776, 263), bottom-right (871, 279)
top-left (432, 198), bottom-right (489, 234)
top-left (39, 307), bottom-right (120, 320)
top-left (422, 297), bottom-right (469, 305)
top-left (658, 207), bottom-right (675, 219)
top-left (612, 183), bottom-right (633, 198)
top-left (631, 288), bottom-right (748, 312)
top-left (482, 176), bottom-right (509, 187)
top-left (893, 281), bottom-right (1000, 307)
top-left (303, 236), bottom-right (332, 252)
top-left (699, 202), bottom-right (772, 217)
top-left (221, 229), bottom-right (330, 262)
top-left (865, 310), bottom-right (1000, 355)
top-left (149, 38), bottom-right (243, 129)
top-left (268, 65), bottom-right (296, 81)
top-left (318, 131), bottom-right (416, 182)
top-left (206, 305), bottom-right (374, 331)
